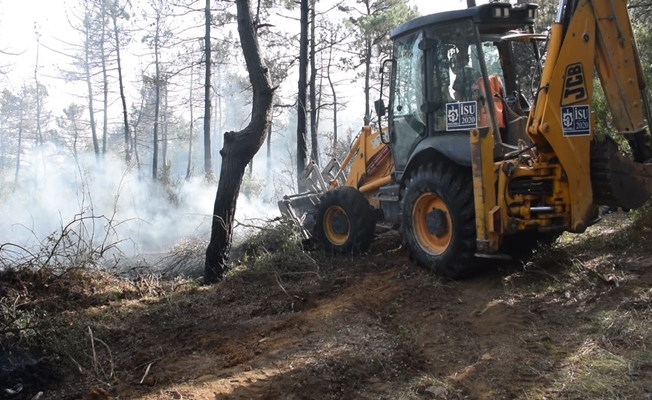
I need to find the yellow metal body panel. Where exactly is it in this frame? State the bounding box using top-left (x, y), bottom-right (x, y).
top-left (337, 126), bottom-right (394, 207)
top-left (470, 127), bottom-right (499, 253)
top-left (525, 1), bottom-right (597, 231)
top-left (593, 0), bottom-right (647, 135)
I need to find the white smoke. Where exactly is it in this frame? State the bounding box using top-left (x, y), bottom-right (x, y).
top-left (0, 146), bottom-right (279, 263)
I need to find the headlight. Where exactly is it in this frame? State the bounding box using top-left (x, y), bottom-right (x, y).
top-left (493, 6), bottom-right (510, 18)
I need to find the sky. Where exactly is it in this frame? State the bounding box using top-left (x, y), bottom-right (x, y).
top-left (0, 0), bottom-right (480, 81)
top-left (0, 0), bottom-right (490, 144)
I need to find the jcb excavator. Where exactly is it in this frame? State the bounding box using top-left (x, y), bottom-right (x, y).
top-left (279, 0), bottom-right (652, 278)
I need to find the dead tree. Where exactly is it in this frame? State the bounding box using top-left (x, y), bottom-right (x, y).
top-left (204, 0), bottom-right (274, 284)
top-left (203, 0), bottom-right (214, 180)
top-left (296, 0), bottom-right (309, 190)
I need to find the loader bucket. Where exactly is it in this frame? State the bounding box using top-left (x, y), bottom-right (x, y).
top-left (591, 137), bottom-right (652, 210)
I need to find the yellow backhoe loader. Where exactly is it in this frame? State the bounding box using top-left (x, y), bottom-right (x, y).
top-left (279, 0), bottom-right (652, 278)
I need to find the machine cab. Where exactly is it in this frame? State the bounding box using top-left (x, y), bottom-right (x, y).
top-left (381, 2), bottom-right (541, 174)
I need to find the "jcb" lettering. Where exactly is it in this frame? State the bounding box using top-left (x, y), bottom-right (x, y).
top-left (562, 63), bottom-right (588, 105)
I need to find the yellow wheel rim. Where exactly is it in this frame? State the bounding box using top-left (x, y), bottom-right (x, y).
top-left (412, 193), bottom-right (452, 255)
top-left (323, 206), bottom-right (350, 246)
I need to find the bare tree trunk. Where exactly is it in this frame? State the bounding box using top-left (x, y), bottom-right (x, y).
top-left (112, 12), bottom-right (131, 163)
top-left (0, 120), bottom-right (5, 170)
top-left (84, 11), bottom-right (100, 157)
top-left (266, 118), bottom-right (272, 184)
top-left (203, 0), bottom-right (214, 180)
top-left (163, 78), bottom-right (168, 167)
top-left (34, 34), bottom-right (43, 147)
top-left (204, 0), bottom-right (274, 284)
top-left (132, 91), bottom-right (145, 170)
top-left (363, 37), bottom-right (371, 125)
top-left (213, 63), bottom-right (221, 172)
top-left (309, 0), bottom-right (319, 165)
top-left (296, 0), bottom-right (309, 190)
top-left (72, 116), bottom-right (79, 158)
top-left (359, 1), bottom-right (372, 125)
top-left (187, 62), bottom-right (195, 181)
top-left (100, 1), bottom-right (109, 155)
top-left (152, 13), bottom-right (161, 180)
top-left (326, 40), bottom-right (338, 147)
top-left (14, 97), bottom-right (23, 184)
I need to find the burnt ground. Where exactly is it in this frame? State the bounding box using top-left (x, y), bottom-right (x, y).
top-left (1, 211), bottom-right (652, 400)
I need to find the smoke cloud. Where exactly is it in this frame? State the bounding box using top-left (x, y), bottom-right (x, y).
top-left (0, 145), bottom-right (279, 265)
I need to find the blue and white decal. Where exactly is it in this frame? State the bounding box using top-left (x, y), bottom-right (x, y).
top-left (446, 101), bottom-right (477, 131)
top-left (561, 105), bottom-right (591, 137)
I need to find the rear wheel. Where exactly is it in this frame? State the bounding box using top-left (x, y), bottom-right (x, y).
top-left (314, 187), bottom-right (376, 253)
top-left (400, 161), bottom-right (476, 279)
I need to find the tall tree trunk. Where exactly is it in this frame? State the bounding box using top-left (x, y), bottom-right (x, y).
top-left (187, 62), bottom-right (195, 181)
top-left (133, 92), bottom-right (145, 170)
top-left (100, 1), bottom-right (109, 155)
top-left (34, 34), bottom-right (43, 147)
top-left (84, 13), bottom-right (100, 158)
top-left (152, 13), bottom-right (161, 180)
top-left (296, 0), bottom-right (309, 190)
top-left (0, 120), bottom-right (5, 170)
top-left (309, 0), bottom-right (319, 165)
top-left (203, 0), bottom-right (214, 180)
top-left (361, 0), bottom-right (372, 125)
top-left (363, 37), bottom-right (371, 125)
top-left (112, 12), bottom-right (131, 163)
top-left (163, 78), bottom-right (168, 167)
top-left (266, 118), bottom-right (272, 184)
top-left (213, 63), bottom-right (221, 173)
top-left (204, 0), bottom-right (274, 284)
top-left (14, 97), bottom-right (23, 184)
top-left (72, 117), bottom-right (79, 158)
top-left (326, 39), bottom-right (338, 147)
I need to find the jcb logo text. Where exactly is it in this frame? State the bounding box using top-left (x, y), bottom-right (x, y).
top-left (562, 63), bottom-right (588, 105)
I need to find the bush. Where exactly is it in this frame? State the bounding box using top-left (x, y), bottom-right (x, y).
top-left (230, 219), bottom-right (318, 277)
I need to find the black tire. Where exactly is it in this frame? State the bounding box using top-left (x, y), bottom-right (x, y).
top-left (314, 186), bottom-right (376, 253)
top-left (400, 161), bottom-right (476, 279)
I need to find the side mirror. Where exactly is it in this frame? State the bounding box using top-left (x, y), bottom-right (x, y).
top-left (374, 99), bottom-right (386, 117)
top-left (371, 44), bottom-right (381, 58)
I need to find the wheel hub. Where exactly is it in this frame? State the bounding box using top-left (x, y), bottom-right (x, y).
top-left (426, 209), bottom-right (448, 237)
top-left (331, 214), bottom-right (349, 235)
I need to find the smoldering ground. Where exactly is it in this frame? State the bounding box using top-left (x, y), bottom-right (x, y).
top-left (0, 146), bottom-right (280, 276)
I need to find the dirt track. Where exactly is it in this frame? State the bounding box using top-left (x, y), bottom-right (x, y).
top-left (4, 213), bottom-right (651, 400)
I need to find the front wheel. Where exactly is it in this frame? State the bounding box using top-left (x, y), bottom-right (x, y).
top-left (314, 187), bottom-right (376, 253)
top-left (400, 161), bottom-right (476, 279)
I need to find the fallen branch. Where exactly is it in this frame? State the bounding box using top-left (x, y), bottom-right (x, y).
top-left (140, 362), bottom-right (153, 384)
top-left (89, 326), bottom-right (99, 375)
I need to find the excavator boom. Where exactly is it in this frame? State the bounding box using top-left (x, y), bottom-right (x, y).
top-left (524, 0), bottom-right (652, 222)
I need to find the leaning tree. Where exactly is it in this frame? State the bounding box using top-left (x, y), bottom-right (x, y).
top-left (204, 0), bottom-right (275, 283)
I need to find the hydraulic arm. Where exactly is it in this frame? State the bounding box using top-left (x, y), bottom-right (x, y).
top-left (524, 0), bottom-right (652, 225)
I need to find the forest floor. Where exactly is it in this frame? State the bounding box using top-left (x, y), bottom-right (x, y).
top-left (1, 209), bottom-right (652, 400)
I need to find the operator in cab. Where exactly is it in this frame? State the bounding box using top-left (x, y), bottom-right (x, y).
top-left (451, 50), bottom-right (481, 102)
